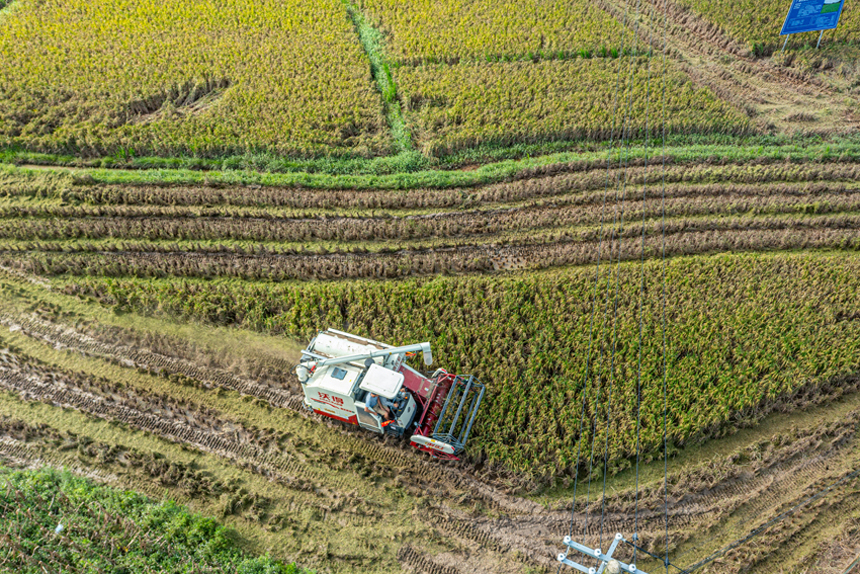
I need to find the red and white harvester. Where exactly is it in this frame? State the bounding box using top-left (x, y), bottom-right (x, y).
top-left (295, 329), bottom-right (484, 460)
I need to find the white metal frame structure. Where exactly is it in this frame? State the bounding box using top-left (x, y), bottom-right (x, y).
top-left (558, 533), bottom-right (648, 574)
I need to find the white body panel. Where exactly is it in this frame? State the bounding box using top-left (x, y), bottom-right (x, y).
top-left (409, 435), bottom-right (456, 455)
top-left (310, 331), bottom-right (389, 365)
top-left (359, 363), bottom-right (404, 399)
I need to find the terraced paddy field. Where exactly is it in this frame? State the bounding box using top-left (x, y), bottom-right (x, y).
top-left (2, 0), bottom-right (860, 572)
top-left (1, 150), bottom-right (859, 573)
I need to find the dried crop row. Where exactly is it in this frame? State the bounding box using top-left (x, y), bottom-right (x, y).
top-left (2, 190), bottom-right (858, 245)
top-left (4, 180), bottom-right (858, 229)
top-left (357, 0), bottom-right (628, 64)
top-left (0, 312), bottom-right (302, 411)
top-left (0, 0), bottom-right (390, 157)
top-left (396, 59), bottom-right (750, 156)
top-left (6, 162), bottom-right (860, 212)
top-left (10, 214), bottom-right (859, 281)
top-left (0, 349), bottom-right (384, 497)
top-left (61, 251), bottom-right (860, 479)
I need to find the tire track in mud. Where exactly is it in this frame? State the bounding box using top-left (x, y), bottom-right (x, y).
top-left (595, 0), bottom-right (858, 131)
top-left (5, 310), bottom-right (860, 572)
top-left (398, 544), bottom-right (464, 574)
top-left (0, 311), bottom-right (546, 516)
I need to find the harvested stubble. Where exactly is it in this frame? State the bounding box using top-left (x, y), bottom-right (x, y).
top-left (6, 212), bottom-right (860, 280)
top-left (0, 0), bottom-right (390, 158)
top-left (396, 59), bottom-right (750, 156)
top-left (670, 0), bottom-right (860, 50)
top-left (62, 252), bottom-right (860, 478)
top-left (1, 189), bottom-right (859, 244)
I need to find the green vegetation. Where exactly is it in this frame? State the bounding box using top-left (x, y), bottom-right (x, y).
top-left (5, 138), bottom-right (860, 190)
top-left (0, 466), bottom-right (305, 573)
top-left (0, 0), bottom-right (389, 158)
top-left (357, 0), bottom-right (628, 64)
top-left (62, 251), bottom-right (860, 477)
top-left (344, 1), bottom-right (413, 153)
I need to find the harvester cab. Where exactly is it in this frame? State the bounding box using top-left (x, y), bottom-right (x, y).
top-left (295, 329), bottom-right (484, 460)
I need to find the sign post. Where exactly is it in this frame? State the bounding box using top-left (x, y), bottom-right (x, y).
top-left (780, 0), bottom-right (846, 50)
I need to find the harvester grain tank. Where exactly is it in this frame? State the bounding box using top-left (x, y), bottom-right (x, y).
top-left (295, 329), bottom-right (484, 459)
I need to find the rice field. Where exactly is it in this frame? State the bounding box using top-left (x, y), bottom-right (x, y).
top-left (1, 0), bottom-right (859, 572)
top-left (0, 0), bottom-right (391, 158)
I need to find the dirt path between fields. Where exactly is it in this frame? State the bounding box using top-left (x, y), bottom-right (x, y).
top-left (596, 0), bottom-right (860, 135)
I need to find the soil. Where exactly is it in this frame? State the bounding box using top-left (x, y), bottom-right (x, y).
top-left (0, 268), bottom-right (858, 573)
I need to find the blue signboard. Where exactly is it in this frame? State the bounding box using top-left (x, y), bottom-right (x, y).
top-left (780, 0), bottom-right (846, 35)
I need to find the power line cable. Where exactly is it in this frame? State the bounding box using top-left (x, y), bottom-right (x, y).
top-left (562, 0), bottom-right (635, 554)
top-left (634, 0), bottom-right (659, 562)
top-left (599, 0), bottom-right (644, 551)
top-left (659, 0), bottom-right (670, 565)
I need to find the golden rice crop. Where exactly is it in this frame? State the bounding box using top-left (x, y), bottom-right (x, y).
top-left (357, 0), bottom-right (629, 64)
top-left (0, 0), bottom-right (391, 158)
top-left (63, 251), bottom-right (860, 478)
top-left (396, 59), bottom-right (751, 156)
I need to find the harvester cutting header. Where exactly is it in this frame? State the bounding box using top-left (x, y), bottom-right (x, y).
top-left (295, 329), bottom-right (484, 460)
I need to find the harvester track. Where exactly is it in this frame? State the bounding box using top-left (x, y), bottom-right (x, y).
top-left (0, 310), bottom-right (550, 515)
top-left (1, 311), bottom-right (859, 572)
top-left (595, 0), bottom-right (859, 132)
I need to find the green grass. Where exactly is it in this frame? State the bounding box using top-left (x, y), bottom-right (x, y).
top-left (3, 132), bottom-right (859, 175)
top-left (344, 1), bottom-right (414, 153)
top-left (4, 138), bottom-right (860, 190)
top-left (0, 466), bottom-right (307, 574)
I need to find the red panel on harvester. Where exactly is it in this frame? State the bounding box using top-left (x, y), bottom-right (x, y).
top-left (401, 366), bottom-right (433, 399)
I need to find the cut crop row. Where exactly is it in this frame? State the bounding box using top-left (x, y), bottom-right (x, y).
top-left (0, 181), bottom-right (857, 228)
top-left (1, 190), bottom-right (858, 244)
top-left (60, 252), bottom-right (860, 478)
top-left (10, 214), bottom-right (858, 280)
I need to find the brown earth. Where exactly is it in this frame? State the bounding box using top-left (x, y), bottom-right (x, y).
top-left (0, 269), bottom-right (858, 574)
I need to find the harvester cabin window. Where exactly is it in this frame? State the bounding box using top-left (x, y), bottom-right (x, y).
top-left (330, 367), bottom-right (348, 380)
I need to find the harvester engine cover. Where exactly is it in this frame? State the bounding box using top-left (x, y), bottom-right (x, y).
top-left (296, 329), bottom-right (484, 460)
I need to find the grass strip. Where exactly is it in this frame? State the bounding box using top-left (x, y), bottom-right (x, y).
top-left (3, 141), bottom-right (860, 190)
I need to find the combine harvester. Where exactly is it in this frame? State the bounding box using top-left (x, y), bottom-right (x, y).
top-left (295, 329), bottom-right (484, 460)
